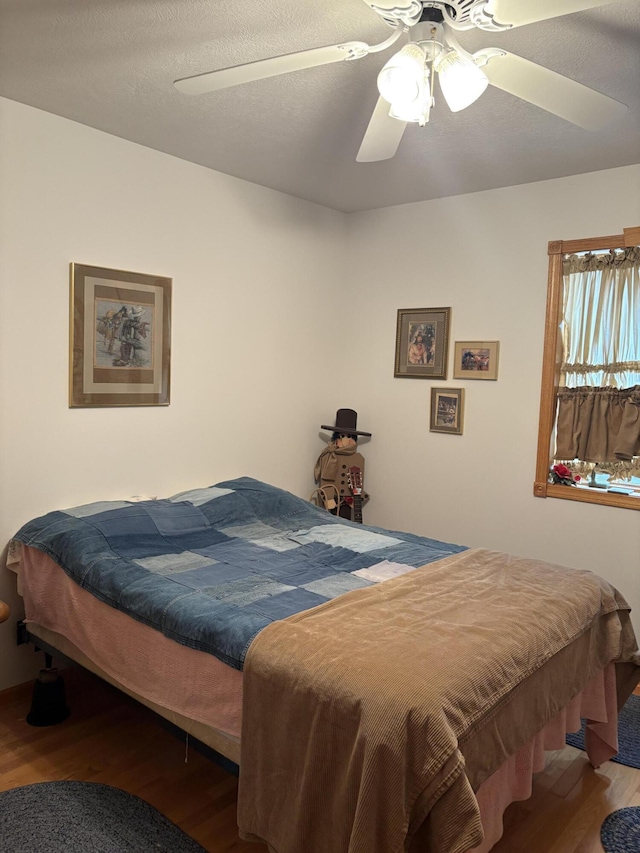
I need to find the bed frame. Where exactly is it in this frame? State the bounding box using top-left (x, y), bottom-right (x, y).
top-left (16, 619), bottom-right (240, 773)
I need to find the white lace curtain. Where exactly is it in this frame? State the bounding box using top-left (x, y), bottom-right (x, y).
top-left (554, 246), bottom-right (640, 478)
top-left (561, 246), bottom-right (640, 388)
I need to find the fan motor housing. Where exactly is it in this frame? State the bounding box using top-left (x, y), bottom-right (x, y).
top-left (362, 0), bottom-right (477, 27)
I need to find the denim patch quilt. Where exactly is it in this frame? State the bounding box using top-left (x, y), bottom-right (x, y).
top-left (13, 477), bottom-right (466, 670)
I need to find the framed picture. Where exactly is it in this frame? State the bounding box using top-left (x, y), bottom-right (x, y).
top-left (394, 307), bottom-right (451, 379)
top-left (70, 263), bottom-right (171, 407)
top-left (430, 388), bottom-right (464, 435)
top-left (453, 341), bottom-right (500, 380)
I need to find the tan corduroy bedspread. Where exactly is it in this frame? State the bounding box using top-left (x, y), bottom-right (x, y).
top-left (237, 548), bottom-right (640, 853)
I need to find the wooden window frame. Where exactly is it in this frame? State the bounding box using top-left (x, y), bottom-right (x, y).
top-left (533, 226), bottom-right (640, 511)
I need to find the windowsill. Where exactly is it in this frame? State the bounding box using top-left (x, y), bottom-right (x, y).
top-left (574, 481), bottom-right (640, 497)
top-left (534, 481), bottom-right (640, 511)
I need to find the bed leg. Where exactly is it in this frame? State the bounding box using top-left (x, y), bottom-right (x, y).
top-left (26, 659), bottom-right (70, 728)
top-left (15, 623), bottom-right (71, 727)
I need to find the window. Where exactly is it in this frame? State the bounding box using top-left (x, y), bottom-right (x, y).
top-left (534, 226), bottom-right (640, 511)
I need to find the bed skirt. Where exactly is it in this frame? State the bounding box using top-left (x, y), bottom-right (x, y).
top-left (469, 662), bottom-right (616, 852)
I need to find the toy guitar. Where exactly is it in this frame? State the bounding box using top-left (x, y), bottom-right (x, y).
top-left (348, 466), bottom-right (364, 525)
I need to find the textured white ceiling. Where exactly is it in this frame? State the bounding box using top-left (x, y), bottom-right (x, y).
top-left (1, 0), bottom-right (638, 212)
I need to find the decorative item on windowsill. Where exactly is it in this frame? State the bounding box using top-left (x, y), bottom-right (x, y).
top-left (549, 463), bottom-right (582, 486)
top-left (588, 464), bottom-right (608, 489)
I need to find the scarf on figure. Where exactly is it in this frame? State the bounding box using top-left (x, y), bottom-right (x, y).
top-left (314, 441), bottom-right (358, 483)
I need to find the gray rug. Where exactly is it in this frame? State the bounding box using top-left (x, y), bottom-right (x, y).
top-left (601, 807), bottom-right (640, 852)
top-left (0, 781), bottom-right (208, 852)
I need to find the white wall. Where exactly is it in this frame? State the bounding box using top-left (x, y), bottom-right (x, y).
top-left (0, 98), bottom-right (348, 689)
top-left (1, 98), bottom-right (638, 692)
top-left (345, 164), bottom-right (640, 626)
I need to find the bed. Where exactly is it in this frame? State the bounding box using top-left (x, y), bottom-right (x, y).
top-left (7, 476), bottom-right (640, 853)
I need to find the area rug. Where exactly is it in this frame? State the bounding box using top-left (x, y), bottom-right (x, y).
top-left (0, 781), bottom-right (208, 852)
top-left (566, 693), bottom-right (640, 768)
top-left (601, 807), bottom-right (640, 852)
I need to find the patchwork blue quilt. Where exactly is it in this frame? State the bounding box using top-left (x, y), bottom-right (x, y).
top-left (13, 477), bottom-right (466, 670)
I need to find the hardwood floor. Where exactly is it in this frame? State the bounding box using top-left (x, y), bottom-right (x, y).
top-left (1, 667), bottom-right (640, 852)
top-left (0, 667), bottom-right (264, 852)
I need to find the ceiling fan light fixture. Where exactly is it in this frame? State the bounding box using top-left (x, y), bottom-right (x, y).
top-left (435, 50), bottom-right (489, 112)
top-left (389, 87), bottom-right (432, 126)
top-left (377, 43), bottom-right (426, 105)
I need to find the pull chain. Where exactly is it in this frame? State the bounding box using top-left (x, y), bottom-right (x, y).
top-left (429, 26), bottom-right (437, 105)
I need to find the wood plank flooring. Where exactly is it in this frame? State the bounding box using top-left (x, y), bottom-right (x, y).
top-left (1, 667), bottom-right (640, 852)
top-left (0, 667), bottom-right (262, 852)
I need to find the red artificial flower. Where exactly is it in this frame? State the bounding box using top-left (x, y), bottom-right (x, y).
top-left (553, 463), bottom-right (572, 479)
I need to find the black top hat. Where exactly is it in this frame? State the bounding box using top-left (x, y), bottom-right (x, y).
top-left (321, 408), bottom-right (372, 437)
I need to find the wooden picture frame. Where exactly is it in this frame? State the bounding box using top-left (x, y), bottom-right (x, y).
top-left (394, 307), bottom-right (451, 379)
top-left (430, 387), bottom-right (464, 435)
top-left (70, 263), bottom-right (171, 407)
top-left (453, 341), bottom-right (500, 380)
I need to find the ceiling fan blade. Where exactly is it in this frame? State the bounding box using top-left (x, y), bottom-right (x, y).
top-left (476, 50), bottom-right (627, 130)
top-left (485, 0), bottom-right (621, 29)
top-left (174, 42), bottom-right (368, 95)
top-left (356, 97), bottom-right (408, 162)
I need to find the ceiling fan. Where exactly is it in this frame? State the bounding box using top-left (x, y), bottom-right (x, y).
top-left (173, 0), bottom-right (628, 162)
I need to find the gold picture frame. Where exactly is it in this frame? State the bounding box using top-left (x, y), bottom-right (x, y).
top-left (394, 307), bottom-right (451, 379)
top-left (430, 387), bottom-right (464, 435)
top-left (70, 263), bottom-right (171, 407)
top-left (453, 341), bottom-right (500, 380)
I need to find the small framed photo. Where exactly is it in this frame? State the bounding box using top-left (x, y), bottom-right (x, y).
top-left (430, 388), bottom-right (464, 435)
top-left (394, 307), bottom-right (451, 379)
top-left (453, 341), bottom-right (499, 380)
top-left (70, 263), bottom-right (171, 407)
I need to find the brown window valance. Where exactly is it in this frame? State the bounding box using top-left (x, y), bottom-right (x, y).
top-left (555, 385), bottom-right (640, 463)
top-left (563, 245), bottom-right (640, 274)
